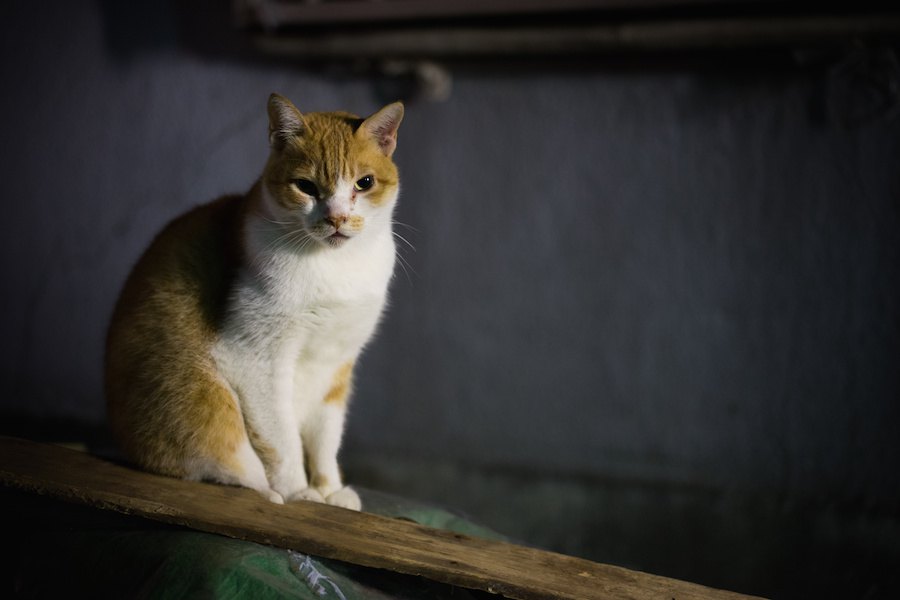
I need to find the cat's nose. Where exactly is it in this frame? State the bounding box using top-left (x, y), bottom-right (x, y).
top-left (325, 214), bottom-right (348, 229)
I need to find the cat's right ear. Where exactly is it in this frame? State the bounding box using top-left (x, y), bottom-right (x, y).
top-left (267, 93), bottom-right (307, 151)
top-left (360, 102), bottom-right (404, 157)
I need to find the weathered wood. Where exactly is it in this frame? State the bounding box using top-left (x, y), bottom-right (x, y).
top-left (0, 437), bottom-right (762, 600)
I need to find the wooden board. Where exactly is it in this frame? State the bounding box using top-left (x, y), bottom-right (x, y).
top-left (0, 436), bottom-right (762, 600)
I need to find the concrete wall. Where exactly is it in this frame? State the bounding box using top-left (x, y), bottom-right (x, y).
top-left (2, 2), bottom-right (899, 595)
top-left (356, 66), bottom-right (900, 505)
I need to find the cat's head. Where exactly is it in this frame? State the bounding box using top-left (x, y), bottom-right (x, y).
top-left (259, 93), bottom-right (403, 250)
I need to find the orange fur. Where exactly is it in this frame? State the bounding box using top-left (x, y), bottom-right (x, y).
top-left (106, 195), bottom-right (250, 477)
top-left (310, 469), bottom-right (336, 492)
top-left (324, 362), bottom-right (355, 406)
top-left (106, 95), bottom-right (402, 504)
top-left (264, 110), bottom-right (399, 211)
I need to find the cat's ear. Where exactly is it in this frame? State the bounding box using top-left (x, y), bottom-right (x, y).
top-left (360, 102), bottom-right (404, 157)
top-left (267, 93), bottom-right (308, 150)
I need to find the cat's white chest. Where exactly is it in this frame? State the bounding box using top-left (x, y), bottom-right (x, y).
top-left (212, 228), bottom-right (394, 414)
top-left (285, 238), bottom-right (394, 361)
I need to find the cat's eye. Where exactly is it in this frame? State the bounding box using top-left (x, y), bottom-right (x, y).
top-left (292, 179), bottom-right (319, 197)
top-left (354, 175), bottom-right (375, 192)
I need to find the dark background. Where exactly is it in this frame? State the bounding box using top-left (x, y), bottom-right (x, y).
top-left (2, 2), bottom-right (898, 598)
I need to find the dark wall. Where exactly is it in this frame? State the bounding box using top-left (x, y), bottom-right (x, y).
top-left (357, 65), bottom-right (900, 509)
top-left (2, 0), bottom-right (898, 526)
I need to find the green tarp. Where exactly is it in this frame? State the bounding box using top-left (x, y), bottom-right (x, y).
top-left (8, 488), bottom-right (506, 599)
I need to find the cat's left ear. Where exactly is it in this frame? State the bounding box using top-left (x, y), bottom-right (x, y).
top-left (268, 93), bottom-right (308, 150)
top-left (360, 102), bottom-right (404, 157)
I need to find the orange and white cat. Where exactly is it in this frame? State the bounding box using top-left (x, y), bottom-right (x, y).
top-left (105, 93), bottom-right (403, 508)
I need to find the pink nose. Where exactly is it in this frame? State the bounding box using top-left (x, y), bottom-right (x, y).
top-left (326, 214), bottom-right (347, 229)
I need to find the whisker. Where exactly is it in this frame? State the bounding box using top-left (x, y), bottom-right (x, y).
top-left (264, 227), bottom-right (314, 255)
top-left (393, 248), bottom-right (417, 284)
top-left (266, 229), bottom-right (303, 251)
top-left (392, 220), bottom-right (420, 233)
top-left (389, 221), bottom-right (418, 283)
top-left (261, 216), bottom-right (295, 225)
top-left (392, 231), bottom-right (417, 252)
top-left (248, 206), bottom-right (299, 227)
top-left (288, 231), bottom-right (315, 254)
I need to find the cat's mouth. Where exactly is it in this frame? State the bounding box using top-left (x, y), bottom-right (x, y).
top-left (326, 232), bottom-right (350, 246)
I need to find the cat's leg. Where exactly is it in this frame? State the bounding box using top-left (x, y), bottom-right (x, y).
top-left (242, 407), bottom-right (324, 504)
top-left (187, 438), bottom-right (285, 504)
top-left (166, 376), bottom-right (285, 504)
top-left (303, 403), bottom-right (360, 510)
top-left (217, 341), bottom-right (322, 503)
top-left (302, 362), bottom-right (361, 511)
top-left (236, 391), bottom-right (321, 503)
top-left (230, 441), bottom-right (286, 504)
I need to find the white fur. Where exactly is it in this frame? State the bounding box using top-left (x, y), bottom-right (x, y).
top-left (186, 438), bottom-right (285, 504)
top-left (210, 177), bottom-right (397, 507)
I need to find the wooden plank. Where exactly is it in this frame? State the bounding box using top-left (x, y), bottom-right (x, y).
top-left (0, 437), bottom-right (762, 600)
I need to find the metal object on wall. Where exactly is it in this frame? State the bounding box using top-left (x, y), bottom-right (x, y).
top-left (236, 0), bottom-right (900, 58)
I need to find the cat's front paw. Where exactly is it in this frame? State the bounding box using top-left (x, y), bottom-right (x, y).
top-left (286, 487), bottom-right (325, 503)
top-left (325, 486), bottom-right (361, 511)
top-left (261, 489), bottom-right (285, 504)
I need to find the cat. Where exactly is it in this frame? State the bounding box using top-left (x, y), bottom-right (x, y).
top-left (105, 93), bottom-right (403, 509)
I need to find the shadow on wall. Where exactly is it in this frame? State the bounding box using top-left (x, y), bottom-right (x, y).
top-left (97, 0), bottom-right (242, 61)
